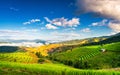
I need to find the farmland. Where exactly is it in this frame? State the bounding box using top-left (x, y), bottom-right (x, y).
top-left (50, 42), bottom-right (120, 69)
top-left (0, 61), bottom-right (120, 75)
top-left (0, 52), bottom-right (38, 63)
top-left (0, 42), bottom-right (120, 75)
top-left (1, 0), bottom-right (120, 74)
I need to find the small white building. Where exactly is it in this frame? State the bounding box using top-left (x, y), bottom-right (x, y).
top-left (101, 48), bottom-right (106, 52)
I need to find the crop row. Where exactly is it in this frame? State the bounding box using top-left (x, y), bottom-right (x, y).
top-left (0, 61), bottom-right (120, 75)
top-left (0, 52), bottom-right (38, 63)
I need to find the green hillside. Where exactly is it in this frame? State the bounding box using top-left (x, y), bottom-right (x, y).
top-left (0, 52), bottom-right (38, 63)
top-left (0, 61), bottom-right (120, 75)
top-left (83, 33), bottom-right (120, 46)
top-left (0, 34), bottom-right (120, 75)
top-left (50, 42), bottom-right (120, 69)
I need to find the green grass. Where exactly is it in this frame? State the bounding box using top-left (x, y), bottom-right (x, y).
top-left (103, 42), bottom-right (120, 51)
top-left (51, 45), bottom-right (100, 64)
top-left (0, 52), bottom-right (38, 63)
top-left (50, 42), bottom-right (120, 69)
top-left (0, 42), bottom-right (120, 75)
top-left (0, 61), bottom-right (120, 75)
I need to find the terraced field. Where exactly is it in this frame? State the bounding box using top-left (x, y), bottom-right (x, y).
top-left (103, 42), bottom-right (120, 51)
top-left (50, 42), bottom-right (120, 69)
top-left (51, 46), bottom-right (100, 63)
top-left (0, 52), bottom-right (38, 63)
top-left (0, 42), bottom-right (119, 75)
top-left (0, 61), bottom-right (120, 75)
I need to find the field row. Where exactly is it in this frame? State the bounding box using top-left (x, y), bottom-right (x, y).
top-left (52, 46), bottom-right (100, 62)
top-left (0, 61), bottom-right (120, 75)
top-left (0, 52), bottom-right (38, 63)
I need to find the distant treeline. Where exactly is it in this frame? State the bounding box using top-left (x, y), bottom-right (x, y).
top-left (0, 46), bottom-right (18, 52)
top-left (83, 34), bottom-right (120, 46)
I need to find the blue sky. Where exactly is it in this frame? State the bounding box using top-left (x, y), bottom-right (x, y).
top-left (0, 0), bottom-right (120, 41)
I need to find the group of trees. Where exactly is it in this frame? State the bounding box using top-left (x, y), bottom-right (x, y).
top-left (0, 46), bottom-right (18, 52)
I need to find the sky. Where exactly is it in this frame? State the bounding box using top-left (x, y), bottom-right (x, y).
top-left (0, 0), bottom-right (120, 41)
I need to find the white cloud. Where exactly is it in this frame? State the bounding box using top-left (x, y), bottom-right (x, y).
top-left (81, 28), bottom-right (91, 32)
top-left (76, 0), bottom-right (120, 34)
top-left (46, 24), bottom-right (58, 29)
top-left (108, 22), bottom-right (120, 33)
top-left (76, 0), bottom-right (120, 20)
top-left (0, 30), bottom-right (21, 34)
top-left (107, 32), bottom-right (118, 36)
top-left (23, 22), bottom-right (31, 25)
top-left (10, 7), bottom-right (19, 11)
top-left (23, 19), bottom-right (40, 25)
top-left (30, 19), bottom-right (40, 23)
top-left (44, 17), bottom-right (51, 23)
top-left (50, 31), bottom-right (81, 41)
top-left (44, 17), bottom-right (80, 27)
top-left (91, 19), bottom-right (108, 26)
top-left (40, 27), bottom-right (46, 30)
top-left (24, 29), bottom-right (39, 32)
top-left (52, 32), bottom-right (80, 37)
top-left (0, 29), bottom-right (42, 40)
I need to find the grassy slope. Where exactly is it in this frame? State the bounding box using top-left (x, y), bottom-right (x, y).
top-left (0, 61), bottom-right (120, 75)
top-left (51, 46), bottom-right (100, 62)
top-left (103, 42), bottom-right (120, 51)
top-left (50, 42), bottom-right (120, 69)
top-left (0, 52), bottom-right (38, 63)
top-left (0, 42), bottom-right (120, 75)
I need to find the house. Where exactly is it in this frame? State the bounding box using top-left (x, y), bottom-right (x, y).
top-left (101, 48), bottom-right (106, 52)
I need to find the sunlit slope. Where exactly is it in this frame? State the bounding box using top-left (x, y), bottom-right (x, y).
top-left (25, 44), bottom-right (62, 56)
top-left (59, 37), bottom-right (107, 45)
top-left (0, 52), bottom-right (38, 63)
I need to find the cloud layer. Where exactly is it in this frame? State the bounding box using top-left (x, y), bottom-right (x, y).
top-left (23, 19), bottom-right (40, 25)
top-left (0, 29), bottom-right (41, 40)
top-left (76, 0), bottom-right (120, 33)
top-left (44, 17), bottom-right (80, 27)
top-left (76, 0), bottom-right (120, 20)
top-left (81, 28), bottom-right (91, 33)
top-left (108, 22), bottom-right (120, 33)
top-left (91, 19), bottom-right (108, 26)
top-left (46, 24), bottom-right (58, 29)
top-left (51, 31), bottom-right (81, 41)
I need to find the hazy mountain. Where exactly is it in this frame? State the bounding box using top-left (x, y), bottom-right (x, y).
top-left (82, 32), bottom-right (120, 46)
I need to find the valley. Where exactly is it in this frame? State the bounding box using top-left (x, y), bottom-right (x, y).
top-left (0, 33), bottom-right (120, 75)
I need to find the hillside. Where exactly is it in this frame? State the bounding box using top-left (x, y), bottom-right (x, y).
top-left (59, 32), bottom-right (120, 46)
top-left (50, 42), bottom-right (120, 69)
top-left (83, 33), bottom-right (120, 46)
top-left (0, 33), bottom-right (120, 75)
top-left (0, 61), bottom-right (120, 75)
top-left (59, 37), bottom-right (107, 45)
top-left (100, 33), bottom-right (120, 44)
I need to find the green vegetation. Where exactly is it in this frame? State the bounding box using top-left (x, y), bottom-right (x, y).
top-left (103, 42), bottom-right (120, 52)
top-left (0, 61), bottom-right (120, 75)
top-left (0, 38), bottom-right (120, 75)
top-left (0, 52), bottom-right (38, 63)
top-left (83, 33), bottom-right (120, 46)
top-left (50, 46), bottom-right (100, 62)
top-left (0, 46), bottom-right (19, 52)
top-left (59, 37), bottom-right (106, 45)
top-left (50, 42), bottom-right (120, 69)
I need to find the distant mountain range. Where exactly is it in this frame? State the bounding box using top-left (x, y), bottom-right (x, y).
top-left (0, 39), bottom-right (45, 43)
top-left (97, 32), bottom-right (120, 44)
top-left (0, 39), bottom-right (49, 47)
top-left (82, 32), bottom-right (120, 46)
top-left (59, 32), bottom-right (120, 45)
top-left (0, 32), bottom-right (120, 46)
